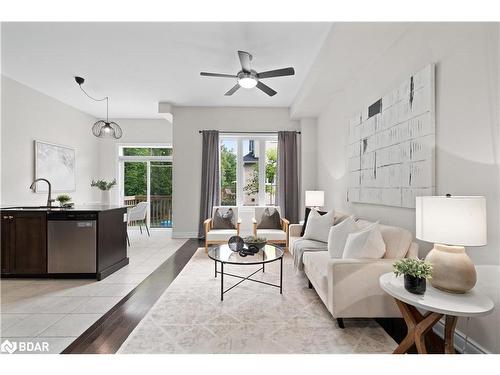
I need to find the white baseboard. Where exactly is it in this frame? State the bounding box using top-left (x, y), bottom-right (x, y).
top-left (172, 231), bottom-right (199, 239)
top-left (433, 321), bottom-right (489, 354)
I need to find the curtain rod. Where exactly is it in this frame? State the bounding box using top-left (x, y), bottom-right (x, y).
top-left (198, 130), bottom-right (301, 134)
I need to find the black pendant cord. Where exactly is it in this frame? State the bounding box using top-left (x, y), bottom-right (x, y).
top-left (78, 84), bottom-right (110, 122)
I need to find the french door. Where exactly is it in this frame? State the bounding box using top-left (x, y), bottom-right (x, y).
top-left (119, 147), bottom-right (173, 229)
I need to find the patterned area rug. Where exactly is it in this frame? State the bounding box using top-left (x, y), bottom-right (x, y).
top-left (119, 248), bottom-right (397, 354)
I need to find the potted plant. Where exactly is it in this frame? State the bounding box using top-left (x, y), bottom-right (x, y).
top-left (393, 258), bottom-right (433, 295)
top-left (91, 178), bottom-right (117, 204)
top-left (56, 194), bottom-right (72, 208)
top-left (243, 236), bottom-right (267, 251)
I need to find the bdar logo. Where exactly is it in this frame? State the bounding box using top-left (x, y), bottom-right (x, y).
top-left (1, 339), bottom-right (17, 354)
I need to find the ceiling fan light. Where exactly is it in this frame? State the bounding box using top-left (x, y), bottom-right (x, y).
top-left (238, 76), bottom-right (257, 89)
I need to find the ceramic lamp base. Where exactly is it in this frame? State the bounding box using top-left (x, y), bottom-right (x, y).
top-left (425, 244), bottom-right (476, 294)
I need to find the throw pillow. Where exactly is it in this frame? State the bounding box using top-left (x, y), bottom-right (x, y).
top-left (342, 222), bottom-right (386, 259)
top-left (302, 209), bottom-right (335, 243)
top-left (257, 207), bottom-right (282, 229)
top-left (212, 208), bottom-right (235, 229)
top-left (327, 216), bottom-right (358, 258)
top-left (300, 207), bottom-right (327, 237)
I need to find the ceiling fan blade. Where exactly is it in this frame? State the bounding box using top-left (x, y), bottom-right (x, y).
top-left (200, 72), bottom-right (237, 78)
top-left (225, 84), bottom-right (241, 96)
top-left (238, 51), bottom-right (252, 72)
top-left (256, 81), bottom-right (277, 97)
top-left (257, 67), bottom-right (295, 79)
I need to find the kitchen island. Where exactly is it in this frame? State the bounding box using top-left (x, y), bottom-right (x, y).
top-left (1, 205), bottom-right (128, 280)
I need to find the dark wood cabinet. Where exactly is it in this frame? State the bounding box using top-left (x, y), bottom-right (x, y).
top-left (1, 211), bottom-right (47, 275)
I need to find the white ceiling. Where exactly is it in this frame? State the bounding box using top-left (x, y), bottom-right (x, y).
top-left (1, 22), bottom-right (331, 119)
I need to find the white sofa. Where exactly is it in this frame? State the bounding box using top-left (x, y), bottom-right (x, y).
top-left (291, 218), bottom-right (418, 327)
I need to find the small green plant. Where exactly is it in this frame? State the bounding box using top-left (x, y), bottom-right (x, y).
top-left (56, 194), bottom-right (72, 205)
top-left (91, 178), bottom-right (117, 191)
top-left (393, 258), bottom-right (433, 279)
top-left (243, 236), bottom-right (267, 243)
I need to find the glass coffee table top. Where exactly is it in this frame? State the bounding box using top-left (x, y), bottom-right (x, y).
top-left (208, 243), bottom-right (284, 265)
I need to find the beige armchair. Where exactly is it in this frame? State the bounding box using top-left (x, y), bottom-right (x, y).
top-left (252, 206), bottom-right (289, 251)
top-left (204, 206), bottom-right (241, 253)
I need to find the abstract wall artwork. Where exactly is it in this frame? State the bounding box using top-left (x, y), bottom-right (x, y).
top-left (347, 64), bottom-right (435, 208)
top-left (35, 140), bottom-right (76, 192)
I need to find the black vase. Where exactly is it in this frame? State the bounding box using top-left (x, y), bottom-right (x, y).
top-left (404, 274), bottom-right (426, 295)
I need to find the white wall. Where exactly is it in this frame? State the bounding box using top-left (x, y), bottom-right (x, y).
top-left (172, 106), bottom-right (300, 238)
top-left (299, 117), bottom-right (318, 217)
top-left (1, 76), bottom-right (101, 206)
top-left (97, 118), bottom-right (173, 203)
top-left (310, 23), bottom-right (500, 353)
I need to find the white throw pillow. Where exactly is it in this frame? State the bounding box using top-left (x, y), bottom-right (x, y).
top-left (303, 209), bottom-right (335, 243)
top-left (327, 216), bottom-right (358, 258)
top-left (342, 222), bottom-right (386, 259)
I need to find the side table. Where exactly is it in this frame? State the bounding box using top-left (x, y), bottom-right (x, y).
top-left (379, 273), bottom-right (494, 354)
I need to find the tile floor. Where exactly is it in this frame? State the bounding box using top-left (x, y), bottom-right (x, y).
top-left (0, 230), bottom-right (186, 354)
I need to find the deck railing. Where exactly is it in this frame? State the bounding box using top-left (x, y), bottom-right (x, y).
top-left (124, 195), bottom-right (173, 228)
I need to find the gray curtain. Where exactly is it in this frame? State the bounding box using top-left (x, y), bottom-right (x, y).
top-left (198, 130), bottom-right (220, 238)
top-left (277, 131), bottom-right (299, 224)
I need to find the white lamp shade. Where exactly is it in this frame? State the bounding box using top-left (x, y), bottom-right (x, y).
top-left (305, 191), bottom-right (324, 207)
top-left (416, 196), bottom-right (487, 246)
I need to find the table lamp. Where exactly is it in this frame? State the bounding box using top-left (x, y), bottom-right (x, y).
top-left (416, 195), bottom-right (487, 294)
top-left (305, 190), bottom-right (324, 210)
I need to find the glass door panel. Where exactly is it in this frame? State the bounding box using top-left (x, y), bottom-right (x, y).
top-left (123, 161), bottom-right (147, 227)
top-left (150, 161), bottom-right (173, 228)
top-left (220, 140), bottom-right (237, 205)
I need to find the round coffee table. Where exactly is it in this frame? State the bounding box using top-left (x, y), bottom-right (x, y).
top-left (208, 243), bottom-right (284, 301)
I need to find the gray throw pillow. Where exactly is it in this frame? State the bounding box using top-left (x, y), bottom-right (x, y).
top-left (212, 208), bottom-right (235, 229)
top-left (257, 208), bottom-right (282, 229)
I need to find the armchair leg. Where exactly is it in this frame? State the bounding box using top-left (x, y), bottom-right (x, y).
top-left (337, 318), bottom-right (345, 329)
top-left (126, 232), bottom-right (130, 246)
top-left (205, 240), bottom-right (208, 253)
top-left (145, 222), bottom-right (150, 236)
top-left (139, 223), bottom-right (143, 234)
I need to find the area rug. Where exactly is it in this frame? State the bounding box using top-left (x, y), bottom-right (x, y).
top-left (118, 248), bottom-right (397, 354)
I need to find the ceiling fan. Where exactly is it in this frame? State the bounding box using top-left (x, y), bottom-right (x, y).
top-left (200, 50), bottom-right (295, 97)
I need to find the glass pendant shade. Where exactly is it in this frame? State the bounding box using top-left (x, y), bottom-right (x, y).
top-left (92, 120), bottom-right (123, 139)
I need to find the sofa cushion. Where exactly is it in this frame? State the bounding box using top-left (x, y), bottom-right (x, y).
top-left (212, 208), bottom-right (235, 229)
top-left (342, 222), bottom-right (386, 259)
top-left (356, 219), bottom-right (412, 259)
top-left (300, 207), bottom-right (328, 236)
top-left (256, 207), bottom-right (282, 229)
top-left (303, 209), bottom-right (335, 243)
top-left (206, 229), bottom-right (238, 241)
top-left (327, 216), bottom-right (358, 258)
top-left (255, 229), bottom-right (286, 241)
top-left (303, 251), bottom-right (330, 301)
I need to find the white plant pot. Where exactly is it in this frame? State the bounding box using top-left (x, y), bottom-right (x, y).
top-left (101, 190), bottom-right (111, 205)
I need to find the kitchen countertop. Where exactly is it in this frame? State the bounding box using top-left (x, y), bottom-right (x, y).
top-left (1, 204), bottom-right (127, 212)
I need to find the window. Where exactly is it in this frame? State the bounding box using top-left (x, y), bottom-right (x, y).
top-left (119, 146), bottom-right (173, 228)
top-left (220, 135), bottom-right (278, 206)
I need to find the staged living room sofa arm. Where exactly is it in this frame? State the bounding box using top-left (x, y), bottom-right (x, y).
top-left (288, 223), bottom-right (302, 238)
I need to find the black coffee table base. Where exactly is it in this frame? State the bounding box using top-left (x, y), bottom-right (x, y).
top-left (214, 257), bottom-right (283, 301)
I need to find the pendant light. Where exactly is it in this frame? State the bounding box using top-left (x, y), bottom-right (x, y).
top-left (75, 76), bottom-right (123, 139)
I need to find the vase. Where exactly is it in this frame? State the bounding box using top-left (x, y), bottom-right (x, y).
top-left (404, 274), bottom-right (426, 295)
top-left (101, 190), bottom-right (110, 205)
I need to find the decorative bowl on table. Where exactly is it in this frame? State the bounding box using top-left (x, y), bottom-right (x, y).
top-left (243, 236), bottom-right (267, 252)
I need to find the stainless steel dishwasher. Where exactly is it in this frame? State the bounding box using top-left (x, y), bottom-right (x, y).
top-left (47, 212), bottom-right (97, 273)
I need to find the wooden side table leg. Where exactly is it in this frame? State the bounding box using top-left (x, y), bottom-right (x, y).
top-left (444, 315), bottom-right (458, 354)
top-left (393, 299), bottom-right (419, 354)
top-left (415, 312), bottom-right (443, 354)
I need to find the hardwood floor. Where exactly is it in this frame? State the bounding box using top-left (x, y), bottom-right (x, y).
top-left (62, 238), bottom-right (202, 354)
